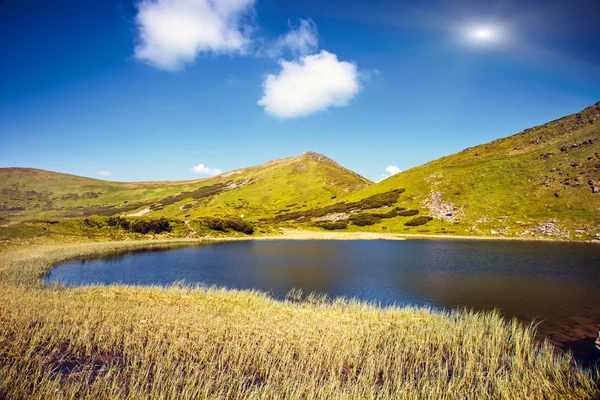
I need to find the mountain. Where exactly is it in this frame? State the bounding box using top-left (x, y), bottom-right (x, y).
top-left (0, 152), bottom-right (371, 223)
top-left (2, 102), bottom-right (599, 241)
top-left (342, 102), bottom-right (600, 240)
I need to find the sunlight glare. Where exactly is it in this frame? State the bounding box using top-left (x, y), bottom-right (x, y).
top-left (465, 24), bottom-right (504, 45)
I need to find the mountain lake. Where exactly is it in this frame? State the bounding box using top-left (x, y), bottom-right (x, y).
top-left (46, 239), bottom-right (600, 362)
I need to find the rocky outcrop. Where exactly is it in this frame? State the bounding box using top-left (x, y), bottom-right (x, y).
top-left (314, 212), bottom-right (349, 222)
top-left (422, 191), bottom-right (462, 222)
top-left (560, 138), bottom-right (596, 152)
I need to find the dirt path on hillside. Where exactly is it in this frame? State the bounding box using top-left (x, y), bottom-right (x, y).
top-left (184, 220), bottom-right (197, 238)
top-left (126, 207), bottom-right (151, 217)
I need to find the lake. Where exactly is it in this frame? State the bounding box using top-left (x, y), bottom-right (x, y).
top-left (47, 239), bottom-right (600, 362)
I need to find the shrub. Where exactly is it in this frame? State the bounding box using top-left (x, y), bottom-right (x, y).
top-left (103, 216), bottom-right (172, 234)
top-left (265, 189), bottom-right (405, 223)
top-left (318, 222), bottom-right (348, 230)
top-left (106, 216), bottom-right (130, 230)
top-left (204, 218), bottom-right (254, 234)
top-left (227, 219), bottom-right (254, 234)
top-left (371, 210), bottom-right (398, 218)
top-left (129, 218), bottom-right (172, 234)
top-left (397, 209), bottom-right (419, 216)
top-left (404, 216), bottom-right (433, 226)
top-left (30, 219), bottom-right (59, 225)
top-left (358, 191), bottom-right (402, 209)
top-left (155, 182), bottom-right (230, 208)
top-left (74, 202), bottom-right (146, 218)
top-left (83, 218), bottom-right (103, 228)
top-left (349, 214), bottom-right (381, 226)
top-left (61, 193), bottom-right (80, 201)
top-left (82, 192), bottom-right (100, 199)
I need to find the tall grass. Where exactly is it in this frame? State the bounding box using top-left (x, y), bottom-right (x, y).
top-left (0, 241), bottom-right (598, 399)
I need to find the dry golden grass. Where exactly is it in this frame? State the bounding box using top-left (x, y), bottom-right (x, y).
top-left (0, 241), bottom-right (598, 399)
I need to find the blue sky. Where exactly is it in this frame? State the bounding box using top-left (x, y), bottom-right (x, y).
top-left (1, 0), bottom-right (599, 182)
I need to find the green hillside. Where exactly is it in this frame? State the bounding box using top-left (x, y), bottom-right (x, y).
top-left (0, 152), bottom-right (371, 224)
top-left (2, 103), bottom-right (599, 242)
top-left (340, 102), bottom-right (600, 240)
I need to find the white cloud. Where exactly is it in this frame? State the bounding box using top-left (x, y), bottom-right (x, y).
top-left (386, 165), bottom-right (401, 176)
top-left (258, 50), bottom-right (361, 118)
top-left (190, 163), bottom-right (222, 176)
top-left (268, 19), bottom-right (319, 58)
top-left (377, 165), bottom-right (402, 182)
top-left (98, 171), bottom-right (112, 177)
top-left (134, 0), bottom-right (255, 71)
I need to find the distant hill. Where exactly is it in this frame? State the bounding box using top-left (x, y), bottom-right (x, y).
top-left (343, 102), bottom-right (600, 240)
top-left (0, 152), bottom-right (371, 222)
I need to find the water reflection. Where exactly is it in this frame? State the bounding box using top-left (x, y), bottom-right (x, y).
top-left (47, 239), bottom-right (600, 361)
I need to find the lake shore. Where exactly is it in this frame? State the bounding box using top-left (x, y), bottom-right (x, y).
top-left (211, 229), bottom-right (600, 243)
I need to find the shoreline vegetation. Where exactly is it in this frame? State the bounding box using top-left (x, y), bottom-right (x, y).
top-left (233, 229), bottom-right (600, 243)
top-left (0, 240), bottom-right (598, 398)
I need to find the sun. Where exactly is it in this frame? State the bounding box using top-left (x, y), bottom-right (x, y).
top-left (464, 24), bottom-right (504, 45)
top-left (472, 28), bottom-right (494, 40)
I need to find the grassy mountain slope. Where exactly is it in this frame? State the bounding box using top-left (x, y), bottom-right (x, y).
top-left (341, 102), bottom-right (600, 239)
top-left (0, 152), bottom-right (371, 224)
top-left (2, 103), bottom-right (599, 241)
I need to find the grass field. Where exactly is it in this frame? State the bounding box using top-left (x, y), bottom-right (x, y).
top-left (0, 240), bottom-right (598, 399)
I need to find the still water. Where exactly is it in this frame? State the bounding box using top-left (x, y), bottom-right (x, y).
top-left (47, 240), bottom-right (600, 361)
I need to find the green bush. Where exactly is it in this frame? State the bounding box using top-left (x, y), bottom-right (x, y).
top-left (398, 210), bottom-right (419, 216)
top-left (82, 218), bottom-right (103, 228)
top-left (71, 202), bottom-right (146, 218)
top-left (265, 189), bottom-right (405, 223)
top-left (106, 216), bottom-right (130, 230)
top-left (318, 222), bottom-right (348, 230)
top-left (103, 216), bottom-right (172, 234)
top-left (404, 216), bottom-right (433, 226)
top-left (30, 219), bottom-right (59, 225)
top-left (371, 210), bottom-right (398, 218)
top-left (129, 218), bottom-right (172, 234)
top-left (204, 218), bottom-right (254, 234)
top-left (349, 214), bottom-right (381, 226)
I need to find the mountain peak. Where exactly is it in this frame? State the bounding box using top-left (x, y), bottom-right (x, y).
top-left (298, 151), bottom-right (334, 163)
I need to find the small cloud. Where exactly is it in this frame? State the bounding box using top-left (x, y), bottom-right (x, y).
top-left (267, 19), bottom-right (319, 58)
top-left (258, 50), bottom-right (361, 118)
top-left (98, 171), bottom-right (112, 177)
top-left (377, 165), bottom-right (402, 182)
top-left (359, 68), bottom-right (380, 82)
top-left (134, 0), bottom-right (255, 71)
top-left (191, 163), bottom-right (222, 176)
top-left (386, 165), bottom-right (401, 175)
